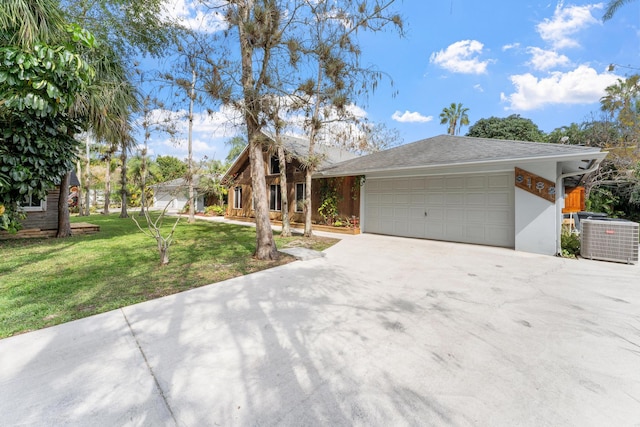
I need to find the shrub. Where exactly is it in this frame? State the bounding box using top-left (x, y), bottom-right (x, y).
top-left (561, 229), bottom-right (581, 258)
top-left (204, 205), bottom-right (225, 216)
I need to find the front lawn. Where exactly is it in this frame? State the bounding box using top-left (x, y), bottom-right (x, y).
top-left (0, 214), bottom-right (338, 338)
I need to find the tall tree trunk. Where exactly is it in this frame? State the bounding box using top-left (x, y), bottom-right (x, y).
top-left (187, 64), bottom-right (196, 223)
top-left (304, 168), bottom-right (312, 237)
top-left (304, 58), bottom-right (325, 237)
top-left (56, 172), bottom-right (71, 238)
top-left (119, 145), bottom-right (129, 218)
top-left (139, 143), bottom-right (147, 217)
top-left (103, 152), bottom-right (111, 215)
top-left (237, 2), bottom-right (277, 260)
top-left (83, 135), bottom-right (91, 216)
top-left (248, 136), bottom-right (278, 259)
top-left (277, 142), bottom-right (291, 237)
top-left (76, 159), bottom-right (84, 216)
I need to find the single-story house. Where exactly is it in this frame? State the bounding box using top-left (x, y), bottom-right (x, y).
top-left (151, 175), bottom-right (216, 212)
top-left (317, 135), bottom-right (607, 255)
top-left (226, 134), bottom-right (607, 256)
top-left (19, 172), bottom-right (80, 230)
top-left (224, 134), bottom-right (359, 225)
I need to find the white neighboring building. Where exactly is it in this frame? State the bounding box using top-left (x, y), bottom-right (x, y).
top-left (151, 176), bottom-right (207, 212)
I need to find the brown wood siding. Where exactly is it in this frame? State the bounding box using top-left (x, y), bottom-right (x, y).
top-left (21, 188), bottom-right (59, 230)
top-left (226, 152), bottom-right (360, 223)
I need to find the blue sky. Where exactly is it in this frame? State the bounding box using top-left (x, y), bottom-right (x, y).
top-left (141, 0), bottom-right (640, 162)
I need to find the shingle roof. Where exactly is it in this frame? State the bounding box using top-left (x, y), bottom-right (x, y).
top-left (318, 134), bottom-right (604, 176)
top-left (151, 174), bottom-right (214, 189)
top-left (277, 134), bottom-right (358, 167)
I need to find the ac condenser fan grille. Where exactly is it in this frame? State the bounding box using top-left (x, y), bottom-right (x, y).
top-left (581, 219), bottom-right (639, 264)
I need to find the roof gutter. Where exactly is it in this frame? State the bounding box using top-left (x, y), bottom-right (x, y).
top-left (317, 150), bottom-right (604, 178)
top-left (555, 157), bottom-right (604, 256)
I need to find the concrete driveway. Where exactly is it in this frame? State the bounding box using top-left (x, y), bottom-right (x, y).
top-left (1, 233), bottom-right (639, 426)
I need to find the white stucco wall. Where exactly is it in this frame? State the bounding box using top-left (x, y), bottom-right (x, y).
top-left (153, 190), bottom-right (204, 212)
top-left (514, 161), bottom-right (558, 255)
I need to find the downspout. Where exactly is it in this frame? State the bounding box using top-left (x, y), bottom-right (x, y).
top-left (555, 159), bottom-right (602, 255)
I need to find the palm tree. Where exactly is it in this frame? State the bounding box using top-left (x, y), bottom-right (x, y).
top-left (439, 102), bottom-right (470, 135)
top-left (0, 0), bottom-right (66, 48)
top-left (600, 74), bottom-right (640, 128)
top-left (603, 0), bottom-right (637, 21)
top-left (72, 45), bottom-right (139, 221)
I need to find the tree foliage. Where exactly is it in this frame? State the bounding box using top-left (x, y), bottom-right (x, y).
top-left (466, 114), bottom-right (545, 142)
top-left (60, 0), bottom-right (179, 58)
top-left (0, 2), bottom-right (95, 231)
top-left (602, 0), bottom-right (638, 21)
top-left (155, 155), bottom-right (187, 183)
top-left (225, 136), bottom-right (247, 164)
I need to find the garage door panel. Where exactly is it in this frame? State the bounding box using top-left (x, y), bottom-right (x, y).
top-left (427, 178), bottom-right (444, 190)
top-left (486, 209), bottom-right (512, 224)
top-left (380, 194), bottom-right (394, 204)
top-left (427, 194), bottom-right (444, 205)
top-left (445, 194), bottom-right (464, 205)
top-left (488, 192), bottom-right (510, 206)
top-left (465, 226), bottom-right (487, 243)
top-left (485, 226), bottom-right (512, 246)
top-left (466, 176), bottom-right (487, 188)
top-left (466, 193), bottom-right (486, 206)
top-left (379, 206), bottom-right (394, 217)
top-left (465, 209), bottom-right (487, 223)
top-left (410, 178), bottom-right (426, 190)
top-left (409, 207), bottom-right (425, 219)
top-left (427, 207), bottom-right (444, 221)
top-left (393, 179), bottom-right (410, 190)
top-left (444, 224), bottom-right (464, 240)
top-left (446, 177), bottom-right (465, 189)
top-left (379, 180), bottom-right (393, 191)
top-left (489, 175), bottom-right (510, 188)
top-left (426, 223), bottom-right (445, 239)
top-left (410, 194), bottom-right (426, 205)
top-left (395, 194), bottom-right (410, 204)
top-left (367, 194), bottom-right (380, 204)
top-left (445, 209), bottom-right (464, 222)
top-left (395, 207), bottom-right (409, 218)
top-left (364, 173), bottom-right (514, 248)
top-left (408, 221), bottom-right (425, 237)
top-left (393, 220), bottom-right (408, 236)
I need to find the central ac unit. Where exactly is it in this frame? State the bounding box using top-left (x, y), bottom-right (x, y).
top-left (581, 219), bottom-right (639, 264)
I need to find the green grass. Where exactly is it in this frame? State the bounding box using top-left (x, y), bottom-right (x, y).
top-left (0, 213), bottom-right (338, 338)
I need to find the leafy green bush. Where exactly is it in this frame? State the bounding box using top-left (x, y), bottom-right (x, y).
top-left (204, 205), bottom-right (225, 216)
top-left (561, 229), bottom-right (581, 258)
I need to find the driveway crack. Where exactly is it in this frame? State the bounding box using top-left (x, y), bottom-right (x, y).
top-left (121, 308), bottom-right (178, 426)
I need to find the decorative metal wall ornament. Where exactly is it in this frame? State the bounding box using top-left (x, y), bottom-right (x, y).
top-left (514, 167), bottom-right (556, 203)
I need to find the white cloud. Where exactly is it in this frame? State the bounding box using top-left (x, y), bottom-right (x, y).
top-left (536, 3), bottom-right (602, 49)
top-left (527, 47), bottom-right (571, 71)
top-left (164, 0), bottom-right (226, 33)
top-left (501, 65), bottom-right (620, 110)
top-left (502, 43), bottom-right (521, 51)
top-left (391, 110), bottom-right (433, 123)
top-left (143, 106), bottom-right (244, 138)
top-left (473, 84), bottom-right (484, 92)
top-left (136, 105), bottom-right (245, 161)
top-left (429, 40), bottom-right (491, 74)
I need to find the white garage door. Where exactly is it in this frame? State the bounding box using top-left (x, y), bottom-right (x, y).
top-left (364, 173), bottom-right (515, 247)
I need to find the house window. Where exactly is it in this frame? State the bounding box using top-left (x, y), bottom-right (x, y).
top-left (269, 184), bottom-right (281, 211)
top-left (21, 194), bottom-right (46, 212)
top-left (233, 187), bottom-right (242, 209)
top-left (269, 156), bottom-right (280, 175)
top-left (295, 183), bottom-right (306, 212)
